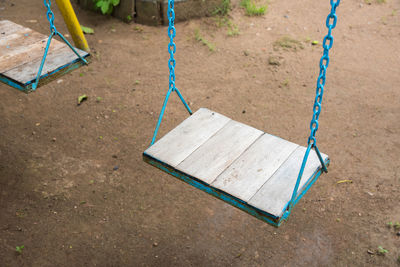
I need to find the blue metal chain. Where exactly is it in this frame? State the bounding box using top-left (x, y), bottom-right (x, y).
top-left (286, 0), bottom-right (341, 215)
top-left (149, 0), bottom-right (192, 145)
top-left (44, 0), bottom-right (57, 33)
top-left (307, 0), bottom-right (340, 146)
top-left (167, 0), bottom-right (177, 92)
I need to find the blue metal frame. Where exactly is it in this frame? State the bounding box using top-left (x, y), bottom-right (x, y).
top-left (1, 53), bottom-right (89, 92)
top-left (286, 0), bottom-right (340, 214)
top-left (31, 0), bottom-right (88, 91)
top-left (143, 152), bottom-right (329, 227)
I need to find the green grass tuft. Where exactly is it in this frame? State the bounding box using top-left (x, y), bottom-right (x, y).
top-left (195, 29), bottom-right (216, 52)
top-left (273, 36), bottom-right (304, 51)
top-left (377, 246), bottom-right (388, 256)
top-left (213, 0), bottom-right (231, 16)
top-left (240, 0), bottom-right (267, 16)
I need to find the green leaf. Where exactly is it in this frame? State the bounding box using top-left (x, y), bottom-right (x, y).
top-left (100, 2), bottom-right (110, 14)
top-left (78, 94), bottom-right (88, 105)
top-left (81, 25), bottom-right (94, 34)
top-left (111, 0), bottom-right (120, 6)
top-left (16, 245), bottom-right (24, 254)
top-left (95, 0), bottom-right (104, 8)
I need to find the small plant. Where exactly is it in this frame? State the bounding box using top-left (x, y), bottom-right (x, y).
top-left (227, 27), bottom-right (240, 37)
top-left (397, 255), bottom-right (400, 264)
top-left (16, 245), bottom-right (24, 254)
top-left (15, 209), bottom-right (27, 218)
top-left (273, 36), bottom-right (304, 51)
top-left (394, 222), bottom-right (400, 229)
top-left (194, 29), bottom-right (216, 52)
top-left (215, 17), bottom-right (240, 37)
top-left (377, 246), bottom-right (388, 256)
top-left (226, 20), bottom-right (240, 37)
top-left (126, 15), bottom-right (132, 22)
top-left (93, 0), bottom-right (120, 15)
top-left (134, 26), bottom-right (143, 32)
top-left (213, 0), bottom-right (231, 16)
top-left (240, 0), bottom-right (267, 16)
top-left (268, 56), bottom-right (281, 66)
top-left (365, 0), bottom-right (386, 4)
top-left (387, 221), bottom-right (393, 228)
top-left (280, 78), bottom-right (289, 88)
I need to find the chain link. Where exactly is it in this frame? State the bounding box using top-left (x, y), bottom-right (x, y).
top-left (307, 0), bottom-right (340, 145)
top-left (167, 0), bottom-right (177, 92)
top-left (44, 0), bottom-right (57, 33)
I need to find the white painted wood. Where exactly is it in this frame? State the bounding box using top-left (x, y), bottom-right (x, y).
top-left (0, 36), bottom-right (65, 73)
top-left (212, 134), bottom-right (299, 202)
top-left (177, 120), bottom-right (263, 184)
top-left (4, 46), bottom-right (88, 84)
top-left (145, 108), bottom-right (329, 219)
top-left (145, 108), bottom-right (231, 167)
top-left (248, 146), bottom-right (328, 217)
top-left (0, 29), bottom-right (37, 47)
top-left (0, 20), bottom-right (27, 36)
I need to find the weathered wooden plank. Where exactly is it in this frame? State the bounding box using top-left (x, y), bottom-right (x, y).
top-left (0, 30), bottom-right (45, 57)
top-left (144, 108), bottom-right (231, 167)
top-left (0, 28), bottom-right (35, 47)
top-left (212, 134), bottom-right (299, 202)
top-left (0, 20), bottom-right (27, 36)
top-left (0, 36), bottom-right (64, 73)
top-left (248, 146), bottom-right (328, 217)
top-left (177, 120), bottom-right (263, 184)
top-left (4, 46), bottom-right (89, 84)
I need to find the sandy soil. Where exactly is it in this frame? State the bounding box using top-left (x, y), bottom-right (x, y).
top-left (0, 0), bottom-right (399, 266)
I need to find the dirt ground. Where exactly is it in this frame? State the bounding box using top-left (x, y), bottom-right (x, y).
top-left (0, 0), bottom-right (399, 266)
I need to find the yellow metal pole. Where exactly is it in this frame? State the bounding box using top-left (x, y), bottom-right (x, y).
top-left (55, 0), bottom-right (90, 52)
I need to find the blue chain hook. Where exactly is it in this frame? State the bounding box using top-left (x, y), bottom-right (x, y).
top-left (32, 0), bottom-right (88, 91)
top-left (150, 0), bottom-right (192, 146)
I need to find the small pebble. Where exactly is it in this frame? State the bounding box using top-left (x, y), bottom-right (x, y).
top-left (52, 137), bottom-right (56, 142)
top-left (242, 110), bottom-right (246, 114)
top-left (153, 242), bottom-right (158, 247)
top-left (397, 232), bottom-right (400, 236)
top-left (113, 165), bottom-right (119, 171)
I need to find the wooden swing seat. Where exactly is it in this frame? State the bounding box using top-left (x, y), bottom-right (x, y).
top-left (0, 20), bottom-right (89, 92)
top-left (143, 108), bottom-right (329, 226)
